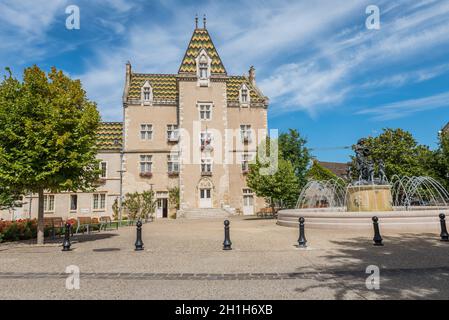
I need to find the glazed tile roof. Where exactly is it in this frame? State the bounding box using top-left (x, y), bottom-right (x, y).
top-left (226, 76), bottom-right (266, 104)
top-left (178, 28), bottom-right (226, 74)
top-left (128, 74), bottom-right (177, 101)
top-left (97, 122), bottom-right (122, 151)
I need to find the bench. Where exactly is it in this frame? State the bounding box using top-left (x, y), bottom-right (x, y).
top-left (257, 207), bottom-right (278, 218)
top-left (43, 217), bottom-right (65, 239)
top-left (99, 216), bottom-right (118, 231)
top-left (76, 217), bottom-right (102, 234)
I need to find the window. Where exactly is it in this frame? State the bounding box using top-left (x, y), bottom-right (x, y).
top-left (240, 125), bottom-right (252, 142)
top-left (199, 104), bottom-right (212, 120)
top-left (140, 155), bottom-right (152, 173)
top-left (143, 87), bottom-right (151, 101)
top-left (240, 84), bottom-right (250, 105)
top-left (43, 195), bottom-right (55, 212)
top-left (100, 161), bottom-right (107, 178)
top-left (201, 157), bottom-right (213, 173)
top-left (141, 81), bottom-right (152, 103)
top-left (167, 154), bottom-right (179, 173)
top-left (242, 153), bottom-right (250, 172)
top-left (140, 124), bottom-right (153, 140)
top-left (167, 125), bottom-right (178, 141)
top-left (93, 194), bottom-right (106, 210)
top-left (200, 132), bottom-right (213, 147)
top-left (70, 195), bottom-right (78, 211)
top-left (198, 55), bottom-right (209, 79)
top-left (241, 88), bottom-right (248, 103)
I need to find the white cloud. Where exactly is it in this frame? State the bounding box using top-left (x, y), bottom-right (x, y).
top-left (357, 91), bottom-right (449, 121)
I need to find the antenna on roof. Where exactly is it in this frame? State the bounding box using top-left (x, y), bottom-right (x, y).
top-left (203, 14), bottom-right (207, 29)
top-left (195, 14), bottom-right (198, 29)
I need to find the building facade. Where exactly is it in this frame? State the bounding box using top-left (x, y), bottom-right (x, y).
top-left (122, 20), bottom-right (269, 218)
top-left (0, 20), bottom-right (269, 221)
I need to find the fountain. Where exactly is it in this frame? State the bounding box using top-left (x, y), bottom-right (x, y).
top-left (278, 139), bottom-right (449, 231)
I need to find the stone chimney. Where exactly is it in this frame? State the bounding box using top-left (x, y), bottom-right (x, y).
top-left (248, 66), bottom-right (255, 85)
top-left (123, 61), bottom-right (132, 103)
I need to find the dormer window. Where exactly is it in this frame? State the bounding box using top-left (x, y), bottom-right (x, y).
top-left (239, 84), bottom-right (251, 106)
top-left (199, 57), bottom-right (208, 79)
top-left (141, 81), bottom-right (153, 105)
top-left (196, 49), bottom-right (211, 87)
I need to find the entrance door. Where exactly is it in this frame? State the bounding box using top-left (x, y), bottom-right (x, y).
top-left (243, 189), bottom-right (254, 215)
top-left (199, 188), bottom-right (212, 208)
top-left (157, 199), bottom-right (168, 218)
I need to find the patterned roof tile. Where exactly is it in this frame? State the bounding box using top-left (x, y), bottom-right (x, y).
top-left (128, 74), bottom-right (177, 101)
top-left (226, 76), bottom-right (266, 104)
top-left (178, 28), bottom-right (226, 75)
top-left (97, 122), bottom-right (122, 151)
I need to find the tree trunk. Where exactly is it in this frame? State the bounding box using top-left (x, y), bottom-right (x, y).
top-left (37, 189), bottom-right (45, 245)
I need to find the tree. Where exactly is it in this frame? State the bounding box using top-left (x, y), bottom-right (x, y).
top-left (140, 190), bottom-right (156, 221)
top-left (433, 131), bottom-right (449, 189)
top-left (247, 138), bottom-right (299, 209)
top-left (0, 66), bottom-right (100, 244)
top-left (169, 187), bottom-right (180, 210)
top-left (306, 160), bottom-right (339, 181)
top-left (0, 186), bottom-right (23, 219)
top-left (349, 128), bottom-right (432, 180)
top-left (122, 192), bottom-right (141, 220)
top-left (278, 129), bottom-right (311, 189)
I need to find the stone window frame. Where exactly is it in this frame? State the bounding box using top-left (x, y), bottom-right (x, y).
top-left (92, 193), bottom-right (106, 211)
top-left (195, 49), bottom-right (212, 87)
top-left (141, 80), bottom-right (153, 105)
top-left (239, 83), bottom-right (251, 107)
top-left (140, 124), bottom-right (153, 141)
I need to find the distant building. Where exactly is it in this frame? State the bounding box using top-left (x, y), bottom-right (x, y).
top-left (317, 161), bottom-right (350, 179)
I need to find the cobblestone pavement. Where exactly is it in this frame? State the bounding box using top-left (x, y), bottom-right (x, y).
top-left (1, 216), bottom-right (449, 299)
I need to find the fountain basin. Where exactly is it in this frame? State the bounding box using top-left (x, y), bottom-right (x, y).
top-left (277, 208), bottom-right (449, 232)
top-left (346, 185), bottom-right (393, 212)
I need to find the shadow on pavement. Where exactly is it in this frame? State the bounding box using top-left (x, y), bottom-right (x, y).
top-left (294, 233), bottom-right (449, 299)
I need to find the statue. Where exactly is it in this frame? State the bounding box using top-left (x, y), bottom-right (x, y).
top-left (353, 139), bottom-right (387, 185)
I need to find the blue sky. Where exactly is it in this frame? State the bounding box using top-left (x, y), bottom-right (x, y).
top-left (1, 0), bottom-right (449, 162)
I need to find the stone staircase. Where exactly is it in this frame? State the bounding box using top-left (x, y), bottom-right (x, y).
top-left (177, 208), bottom-right (231, 219)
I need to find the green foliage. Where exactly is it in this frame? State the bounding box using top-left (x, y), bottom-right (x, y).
top-left (432, 132), bottom-right (449, 189)
top-left (0, 65), bottom-right (101, 244)
top-left (247, 139), bottom-right (299, 209)
top-left (306, 160), bottom-right (339, 181)
top-left (141, 190), bottom-right (156, 220)
top-left (0, 219), bottom-right (38, 243)
top-left (112, 198), bottom-right (119, 220)
top-left (0, 186), bottom-right (22, 210)
top-left (169, 187), bottom-right (180, 210)
top-left (278, 129), bottom-right (311, 189)
top-left (122, 191), bottom-right (157, 221)
top-left (350, 128), bottom-right (433, 179)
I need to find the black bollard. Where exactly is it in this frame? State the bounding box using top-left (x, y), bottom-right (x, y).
top-left (135, 220), bottom-right (144, 251)
top-left (297, 217), bottom-right (307, 248)
top-left (62, 223), bottom-right (71, 251)
top-left (223, 220), bottom-right (232, 250)
top-left (439, 214), bottom-right (449, 241)
top-left (372, 216), bottom-right (383, 246)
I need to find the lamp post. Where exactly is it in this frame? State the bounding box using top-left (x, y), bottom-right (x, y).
top-left (117, 150), bottom-right (126, 227)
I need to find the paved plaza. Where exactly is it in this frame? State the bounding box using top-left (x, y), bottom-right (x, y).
top-left (1, 216), bottom-right (449, 300)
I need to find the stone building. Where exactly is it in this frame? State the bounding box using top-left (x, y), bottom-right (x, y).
top-left (0, 19), bottom-right (269, 220)
top-left (121, 18), bottom-right (269, 218)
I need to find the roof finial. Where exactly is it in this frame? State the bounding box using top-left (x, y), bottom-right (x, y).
top-left (203, 14), bottom-right (207, 29)
top-left (195, 14), bottom-right (198, 29)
